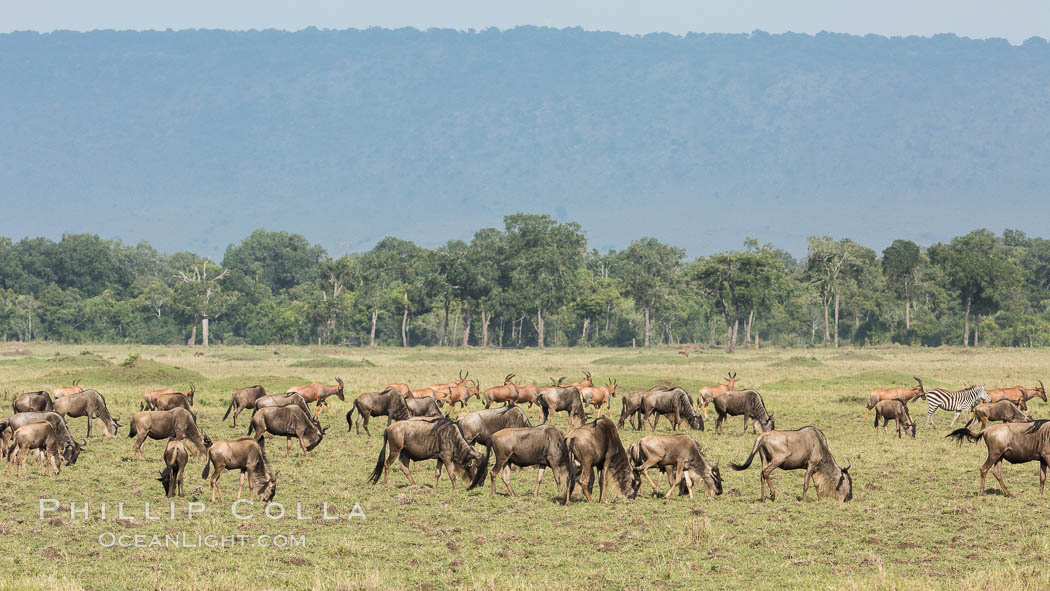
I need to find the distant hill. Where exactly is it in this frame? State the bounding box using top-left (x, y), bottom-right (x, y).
top-left (2, 27), bottom-right (1048, 257)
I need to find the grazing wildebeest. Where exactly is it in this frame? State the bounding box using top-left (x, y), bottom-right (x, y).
top-left (698, 372), bottom-right (740, 418)
top-left (964, 400), bottom-right (1032, 431)
top-left (287, 378), bottom-right (345, 417)
top-left (484, 374), bottom-right (520, 408)
top-left (368, 416), bottom-right (488, 490)
top-left (54, 389), bottom-right (119, 437)
top-left (1, 412), bottom-right (82, 465)
top-left (223, 385), bottom-right (267, 428)
top-left (158, 439), bottom-right (188, 497)
top-left (249, 405), bottom-right (326, 456)
top-left (248, 392), bottom-right (320, 432)
top-left (712, 389), bottom-right (775, 434)
top-left (202, 437), bottom-right (278, 502)
top-left (618, 389), bottom-right (650, 430)
top-left (128, 408), bottom-right (211, 460)
top-left (641, 387), bottom-right (703, 432)
top-left (865, 378), bottom-right (925, 416)
top-left (731, 426), bottom-right (853, 502)
top-left (565, 418), bottom-right (640, 503)
top-left (458, 405), bottom-right (532, 446)
top-left (52, 379), bottom-right (85, 399)
top-left (13, 391), bottom-right (53, 413)
top-left (988, 381), bottom-right (1046, 408)
top-left (580, 379), bottom-right (617, 417)
top-left (947, 420), bottom-right (1050, 496)
top-left (143, 384), bottom-right (195, 410)
top-left (485, 424), bottom-right (576, 501)
top-left (628, 434), bottom-right (722, 498)
top-left (346, 387), bottom-right (413, 436)
top-left (872, 398), bottom-right (917, 438)
top-left (6, 421), bottom-right (62, 477)
top-left (917, 382), bottom-right (991, 427)
top-left (537, 383), bottom-right (588, 427)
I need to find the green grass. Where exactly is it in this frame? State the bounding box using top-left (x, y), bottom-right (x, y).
top-left (1, 344), bottom-right (1049, 590)
top-left (288, 356), bottom-right (376, 368)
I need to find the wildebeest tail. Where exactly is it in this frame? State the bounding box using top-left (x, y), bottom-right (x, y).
top-left (367, 431), bottom-right (389, 485)
top-left (201, 451), bottom-right (212, 479)
top-left (223, 399), bottom-right (235, 421)
top-left (946, 428), bottom-right (984, 444)
top-left (346, 405), bottom-right (356, 432)
top-left (128, 421), bottom-right (137, 438)
top-left (731, 436), bottom-right (763, 471)
top-left (468, 442), bottom-right (492, 491)
top-left (627, 440), bottom-right (642, 468)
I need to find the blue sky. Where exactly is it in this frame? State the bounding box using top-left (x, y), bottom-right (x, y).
top-left (3, 0), bottom-right (1049, 43)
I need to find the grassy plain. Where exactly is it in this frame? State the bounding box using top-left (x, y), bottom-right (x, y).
top-left (0, 343), bottom-right (1048, 590)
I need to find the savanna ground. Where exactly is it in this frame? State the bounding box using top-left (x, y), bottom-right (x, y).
top-left (0, 343), bottom-right (1047, 591)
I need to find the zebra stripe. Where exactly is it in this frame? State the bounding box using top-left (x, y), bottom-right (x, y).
top-left (922, 385), bottom-right (991, 427)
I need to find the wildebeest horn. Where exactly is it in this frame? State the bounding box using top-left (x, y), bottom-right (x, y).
top-left (79, 439), bottom-right (87, 447)
top-left (843, 461), bottom-right (851, 472)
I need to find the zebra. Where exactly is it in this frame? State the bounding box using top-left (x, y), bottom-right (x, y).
top-left (918, 382), bottom-right (991, 428)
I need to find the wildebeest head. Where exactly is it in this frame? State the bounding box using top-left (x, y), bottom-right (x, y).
top-left (63, 439), bottom-right (84, 465)
top-left (202, 432), bottom-right (214, 448)
top-left (258, 471), bottom-right (279, 502)
top-left (759, 412), bottom-right (776, 432)
top-left (689, 413), bottom-right (705, 431)
top-left (465, 449), bottom-right (489, 490)
top-left (305, 425), bottom-right (326, 451)
top-left (682, 462), bottom-right (723, 496)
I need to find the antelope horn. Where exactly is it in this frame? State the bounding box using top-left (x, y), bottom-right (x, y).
top-left (558, 376), bottom-right (566, 386)
top-left (1038, 380), bottom-right (1045, 394)
top-left (583, 370), bottom-right (591, 379)
top-left (459, 370), bottom-right (464, 380)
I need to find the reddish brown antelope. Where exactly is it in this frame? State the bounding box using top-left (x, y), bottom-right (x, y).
top-left (483, 374), bottom-right (520, 408)
top-left (384, 383), bottom-right (412, 397)
top-left (580, 379), bottom-right (617, 418)
top-left (629, 434), bottom-right (722, 498)
top-left (864, 378), bottom-right (925, 416)
top-left (223, 385), bottom-right (267, 428)
top-left (948, 420), bottom-right (1050, 496)
top-left (731, 426), bottom-right (852, 502)
top-left (52, 379), bottom-right (85, 399)
top-left (158, 439), bottom-right (188, 497)
top-left (987, 381), bottom-right (1046, 408)
top-left (202, 437), bottom-right (278, 502)
top-left (698, 372), bottom-right (740, 418)
top-left (287, 378), bottom-right (345, 417)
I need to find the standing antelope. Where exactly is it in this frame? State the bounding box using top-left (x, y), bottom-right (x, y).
top-left (580, 379), bottom-right (617, 417)
top-left (483, 374), bottom-right (520, 408)
top-left (698, 372), bottom-right (739, 418)
top-left (287, 378), bottom-right (344, 417)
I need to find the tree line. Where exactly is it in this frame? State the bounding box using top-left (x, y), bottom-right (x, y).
top-left (0, 214), bottom-right (1045, 350)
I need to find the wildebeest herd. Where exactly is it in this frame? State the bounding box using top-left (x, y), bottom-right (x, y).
top-left (2, 371), bottom-right (1047, 503)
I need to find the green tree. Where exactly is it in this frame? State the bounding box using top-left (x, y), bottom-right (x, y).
top-left (175, 259), bottom-right (232, 347)
top-left (222, 230), bottom-right (327, 293)
top-left (614, 237), bottom-right (684, 347)
top-left (806, 236), bottom-right (867, 347)
top-left (882, 239), bottom-right (922, 331)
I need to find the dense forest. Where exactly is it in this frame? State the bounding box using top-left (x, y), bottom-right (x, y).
top-left (2, 28), bottom-right (1050, 256)
top-left (0, 214), bottom-right (1046, 349)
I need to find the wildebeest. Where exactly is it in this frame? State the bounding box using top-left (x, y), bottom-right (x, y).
top-left (149, 392), bottom-right (194, 413)
top-left (865, 378), bottom-right (925, 415)
top-left (537, 383), bottom-right (588, 427)
top-left (143, 384), bottom-right (195, 410)
top-left (641, 387), bottom-right (703, 432)
top-left (565, 418), bottom-right (640, 503)
top-left (698, 372), bottom-right (740, 418)
top-left (484, 374), bottom-right (520, 408)
top-left (458, 406), bottom-right (532, 446)
top-left (13, 391), bottom-right (53, 413)
top-left (249, 405), bottom-right (326, 456)
top-left (158, 439), bottom-right (188, 497)
top-left (54, 389), bottom-right (119, 437)
top-left (618, 389), bottom-right (651, 430)
top-left (223, 385), bottom-right (267, 427)
top-left (580, 379), bottom-right (617, 417)
top-left (368, 416), bottom-right (488, 490)
top-left (405, 397), bottom-right (443, 419)
top-left (712, 389), bottom-right (775, 434)
top-left (872, 398), bottom-right (917, 438)
top-left (6, 421), bottom-right (62, 477)
top-left (947, 420), bottom-right (1050, 496)
top-left (964, 400), bottom-right (1032, 431)
top-left (52, 379), bottom-right (85, 399)
top-left (346, 387), bottom-right (413, 436)
top-left (731, 426), bottom-right (853, 502)
top-left (287, 378), bottom-right (344, 417)
top-left (485, 424), bottom-right (576, 501)
top-left (128, 408), bottom-right (211, 460)
top-left (248, 392), bottom-right (320, 432)
top-left (202, 437), bottom-right (278, 502)
top-left (628, 434), bottom-right (722, 498)
top-left (0, 412), bottom-right (82, 465)
top-left (988, 381), bottom-right (1046, 408)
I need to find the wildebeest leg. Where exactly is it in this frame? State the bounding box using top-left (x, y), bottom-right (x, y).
top-left (665, 464), bottom-right (686, 499)
top-left (362, 413), bottom-right (371, 437)
top-left (210, 464), bottom-right (226, 503)
top-left (231, 407), bottom-right (241, 428)
top-left (395, 449), bottom-right (414, 486)
top-left (443, 459), bottom-right (458, 490)
top-left (578, 459), bottom-right (594, 502)
top-left (597, 463), bottom-right (608, 503)
top-left (636, 456), bottom-right (663, 494)
top-left (135, 433), bottom-right (149, 460)
top-left (1038, 460), bottom-right (1047, 495)
top-left (992, 460), bottom-right (1011, 497)
top-left (237, 471), bottom-right (246, 500)
top-left (85, 416), bottom-right (92, 438)
top-left (761, 452), bottom-right (784, 501)
top-left (298, 432), bottom-right (309, 453)
top-left (433, 461), bottom-right (443, 489)
top-left (286, 437), bottom-right (292, 457)
top-left (801, 463), bottom-right (816, 501)
top-left (715, 412), bottom-right (724, 435)
top-left (533, 466), bottom-right (545, 496)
